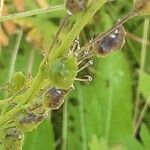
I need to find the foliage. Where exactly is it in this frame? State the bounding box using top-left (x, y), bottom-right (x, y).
top-left (0, 0), bottom-right (150, 150)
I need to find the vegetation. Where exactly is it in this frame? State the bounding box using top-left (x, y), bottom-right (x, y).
top-left (0, 0), bottom-right (150, 149)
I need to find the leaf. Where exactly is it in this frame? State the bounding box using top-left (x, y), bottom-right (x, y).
top-left (140, 124), bottom-right (150, 150)
top-left (122, 136), bottom-right (144, 150)
top-left (67, 52), bottom-right (133, 149)
top-left (23, 118), bottom-right (55, 150)
top-left (139, 71), bottom-right (150, 99)
top-left (89, 136), bottom-right (109, 150)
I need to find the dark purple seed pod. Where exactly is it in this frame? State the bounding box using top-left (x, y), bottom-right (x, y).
top-left (4, 128), bottom-right (24, 150)
top-left (43, 87), bottom-right (72, 110)
top-left (94, 25), bottom-right (126, 57)
top-left (16, 112), bottom-right (46, 132)
top-left (66, 0), bottom-right (87, 15)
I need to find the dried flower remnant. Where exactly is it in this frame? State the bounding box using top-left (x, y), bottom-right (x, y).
top-left (4, 128), bottom-right (24, 150)
top-left (66, 0), bottom-right (87, 15)
top-left (43, 87), bottom-right (72, 110)
top-left (16, 112), bottom-right (46, 132)
top-left (134, 0), bottom-right (150, 15)
top-left (93, 25), bottom-right (126, 57)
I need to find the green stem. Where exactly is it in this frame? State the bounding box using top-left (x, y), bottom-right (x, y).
top-left (62, 101), bottom-right (68, 150)
top-left (6, 30), bottom-right (23, 88)
top-left (0, 5), bottom-right (65, 22)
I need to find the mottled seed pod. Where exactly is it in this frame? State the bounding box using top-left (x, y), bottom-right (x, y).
top-left (4, 128), bottom-right (24, 150)
top-left (27, 91), bottom-right (48, 116)
top-left (94, 25), bottom-right (125, 57)
top-left (16, 112), bottom-right (46, 132)
top-left (48, 54), bottom-right (78, 89)
top-left (8, 72), bottom-right (26, 94)
top-left (134, 0), bottom-right (150, 15)
top-left (65, 0), bottom-right (87, 15)
top-left (43, 87), bottom-right (72, 110)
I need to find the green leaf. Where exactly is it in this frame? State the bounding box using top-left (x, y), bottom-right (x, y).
top-left (140, 124), bottom-right (150, 150)
top-left (89, 136), bottom-right (109, 150)
top-left (139, 71), bottom-right (150, 99)
top-left (122, 136), bottom-right (144, 150)
top-left (23, 118), bottom-right (55, 150)
top-left (67, 52), bottom-right (133, 149)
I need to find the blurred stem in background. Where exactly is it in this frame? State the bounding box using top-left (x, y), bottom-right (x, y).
top-left (0, 0), bottom-right (4, 61)
top-left (27, 48), bottom-right (36, 76)
top-left (1, 29), bottom-right (23, 117)
top-left (133, 18), bottom-right (150, 135)
top-left (0, 4), bottom-right (65, 22)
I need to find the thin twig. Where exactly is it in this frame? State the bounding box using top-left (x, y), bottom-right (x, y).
top-left (80, 11), bottom-right (137, 52)
top-left (62, 101), bottom-right (68, 150)
top-left (79, 88), bottom-right (87, 150)
top-left (133, 95), bottom-right (150, 136)
top-left (133, 19), bottom-right (150, 132)
top-left (4, 29), bottom-right (23, 99)
top-left (0, 5), bottom-right (65, 22)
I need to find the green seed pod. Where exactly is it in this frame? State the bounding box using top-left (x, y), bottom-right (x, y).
top-left (43, 87), bottom-right (72, 110)
top-left (16, 112), bottom-right (46, 132)
top-left (134, 0), bottom-right (150, 15)
top-left (8, 72), bottom-right (26, 94)
top-left (4, 128), bottom-right (24, 150)
top-left (65, 0), bottom-right (87, 15)
top-left (48, 54), bottom-right (78, 89)
top-left (94, 25), bottom-right (125, 57)
top-left (27, 90), bottom-right (47, 116)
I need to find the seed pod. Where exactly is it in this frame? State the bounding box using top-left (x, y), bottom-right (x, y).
top-left (27, 91), bottom-right (48, 116)
top-left (4, 128), bottom-right (24, 150)
top-left (43, 87), bottom-right (72, 110)
top-left (134, 0), bottom-right (150, 15)
top-left (65, 0), bottom-right (87, 15)
top-left (16, 112), bottom-right (46, 132)
top-left (8, 72), bottom-right (26, 94)
top-left (94, 25), bottom-right (125, 57)
top-left (48, 54), bottom-right (78, 89)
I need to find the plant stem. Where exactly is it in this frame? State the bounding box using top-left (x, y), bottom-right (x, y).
top-left (134, 95), bottom-right (150, 136)
top-left (62, 101), bottom-right (68, 150)
top-left (79, 88), bottom-right (87, 150)
top-left (4, 30), bottom-right (23, 98)
top-left (7, 30), bottom-right (23, 82)
top-left (80, 11), bottom-right (137, 52)
top-left (0, 5), bottom-right (65, 22)
top-left (126, 31), bottom-right (150, 46)
top-left (133, 18), bottom-right (149, 132)
top-left (105, 72), bottom-right (113, 144)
